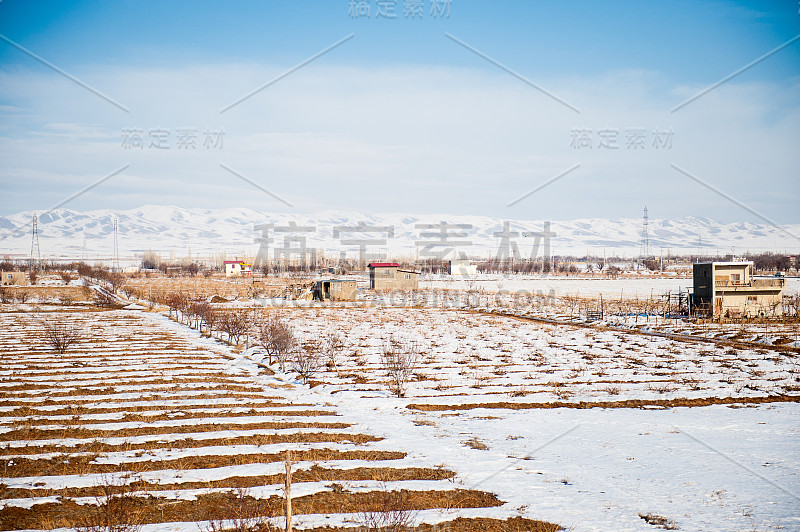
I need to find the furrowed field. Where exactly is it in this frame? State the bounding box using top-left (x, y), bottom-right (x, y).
top-left (1, 274), bottom-right (798, 531)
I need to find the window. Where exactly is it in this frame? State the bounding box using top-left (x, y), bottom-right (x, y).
top-left (747, 296), bottom-right (757, 303)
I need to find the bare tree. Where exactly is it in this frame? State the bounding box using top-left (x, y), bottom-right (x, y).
top-left (165, 292), bottom-right (187, 320)
top-left (60, 272), bottom-right (73, 285)
top-left (255, 315), bottom-right (295, 370)
top-left (324, 331), bottom-right (345, 374)
top-left (219, 311), bottom-right (250, 345)
top-left (188, 301), bottom-right (211, 332)
top-left (43, 320), bottom-right (83, 354)
top-left (292, 341), bottom-right (321, 384)
top-left (106, 272), bottom-right (125, 294)
top-left (15, 290), bottom-right (30, 304)
top-left (200, 306), bottom-right (219, 337)
top-left (382, 336), bottom-right (419, 398)
top-left (94, 289), bottom-right (116, 308)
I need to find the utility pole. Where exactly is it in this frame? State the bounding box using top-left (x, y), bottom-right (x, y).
top-left (639, 206), bottom-right (651, 261)
top-left (113, 217), bottom-right (120, 272)
top-left (30, 213), bottom-right (41, 272)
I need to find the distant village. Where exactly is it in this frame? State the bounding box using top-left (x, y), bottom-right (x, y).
top-left (1, 251), bottom-right (796, 320)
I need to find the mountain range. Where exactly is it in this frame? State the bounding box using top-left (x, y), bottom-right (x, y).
top-left (1, 205), bottom-right (797, 263)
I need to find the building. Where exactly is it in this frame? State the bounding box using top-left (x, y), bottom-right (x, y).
top-left (0, 271), bottom-right (28, 286)
top-left (224, 260), bottom-right (252, 278)
top-left (693, 261), bottom-right (784, 318)
top-left (313, 279), bottom-right (357, 302)
top-left (368, 262), bottom-right (419, 290)
top-left (449, 259), bottom-right (477, 276)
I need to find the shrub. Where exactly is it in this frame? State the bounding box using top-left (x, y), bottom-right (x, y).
top-left (43, 320), bottom-right (83, 354)
top-left (382, 336), bottom-right (419, 398)
top-left (358, 487), bottom-right (417, 532)
top-left (324, 331), bottom-right (345, 373)
top-left (202, 487), bottom-right (274, 532)
top-left (78, 474), bottom-right (143, 532)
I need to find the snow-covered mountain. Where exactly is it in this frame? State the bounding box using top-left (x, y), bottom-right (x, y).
top-left (1, 205), bottom-right (797, 262)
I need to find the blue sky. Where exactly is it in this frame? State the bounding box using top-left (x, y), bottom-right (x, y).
top-left (0, 0), bottom-right (798, 227)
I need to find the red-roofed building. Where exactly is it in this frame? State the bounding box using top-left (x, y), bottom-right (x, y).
top-left (224, 260), bottom-right (252, 278)
top-left (368, 262), bottom-right (419, 290)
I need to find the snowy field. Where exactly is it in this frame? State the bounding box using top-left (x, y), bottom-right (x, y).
top-left (420, 274), bottom-right (800, 299)
top-left (2, 296), bottom-right (799, 531)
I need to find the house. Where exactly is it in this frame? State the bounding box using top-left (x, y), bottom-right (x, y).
top-left (449, 259), bottom-right (477, 276)
top-left (368, 262), bottom-right (419, 290)
top-left (313, 279), bottom-right (357, 302)
top-left (224, 260), bottom-right (252, 278)
top-left (0, 271), bottom-right (28, 286)
top-left (693, 261), bottom-right (784, 318)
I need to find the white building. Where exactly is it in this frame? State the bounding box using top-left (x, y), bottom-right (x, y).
top-left (224, 260), bottom-right (252, 278)
top-left (449, 259), bottom-right (477, 276)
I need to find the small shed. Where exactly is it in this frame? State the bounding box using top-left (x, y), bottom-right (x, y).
top-left (0, 271), bottom-right (28, 286)
top-left (368, 263), bottom-right (419, 290)
top-left (313, 279), bottom-right (357, 302)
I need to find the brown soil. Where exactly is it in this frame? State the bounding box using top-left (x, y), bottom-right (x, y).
top-left (0, 383), bottom-right (267, 398)
top-left (414, 516), bottom-right (561, 532)
top-left (2, 465), bottom-right (454, 499)
top-left (0, 392), bottom-right (283, 407)
top-left (407, 394), bottom-right (800, 411)
top-left (2, 409), bottom-right (336, 427)
top-left (0, 402), bottom-right (314, 417)
top-left (0, 489), bottom-right (503, 530)
top-left (0, 420), bottom-right (353, 442)
top-left (2, 449), bottom-right (405, 477)
top-left (0, 432), bottom-right (382, 457)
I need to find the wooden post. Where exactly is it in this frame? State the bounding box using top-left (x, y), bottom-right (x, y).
top-left (284, 450), bottom-right (292, 532)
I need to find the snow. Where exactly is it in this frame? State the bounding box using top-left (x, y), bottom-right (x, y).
top-left (2, 298), bottom-right (799, 531)
top-left (3, 204), bottom-right (799, 260)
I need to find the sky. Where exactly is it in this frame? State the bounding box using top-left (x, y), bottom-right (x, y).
top-left (0, 0), bottom-right (799, 227)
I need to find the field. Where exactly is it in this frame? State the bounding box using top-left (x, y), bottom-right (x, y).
top-left (1, 275), bottom-right (799, 531)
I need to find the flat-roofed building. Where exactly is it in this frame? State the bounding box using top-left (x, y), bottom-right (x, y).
top-left (0, 271), bottom-right (28, 286)
top-left (693, 261), bottom-right (784, 318)
top-left (313, 279), bottom-right (357, 302)
top-left (368, 262), bottom-right (419, 290)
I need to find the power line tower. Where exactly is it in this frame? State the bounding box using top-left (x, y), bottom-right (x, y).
top-left (112, 216), bottom-right (120, 272)
top-left (639, 206), bottom-right (651, 259)
top-left (30, 213), bottom-right (41, 272)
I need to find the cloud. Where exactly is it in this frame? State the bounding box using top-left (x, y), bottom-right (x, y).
top-left (0, 62), bottom-right (798, 224)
